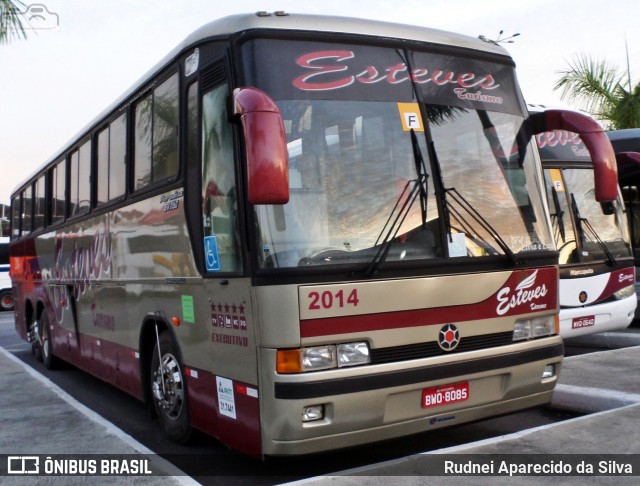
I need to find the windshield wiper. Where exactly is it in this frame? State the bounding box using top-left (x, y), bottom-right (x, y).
top-left (426, 122), bottom-right (518, 265)
top-left (443, 186), bottom-right (518, 265)
top-left (365, 129), bottom-right (429, 276)
top-left (570, 193), bottom-right (616, 266)
top-left (550, 186), bottom-right (566, 242)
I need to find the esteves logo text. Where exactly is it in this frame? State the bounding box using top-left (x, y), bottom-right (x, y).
top-left (496, 270), bottom-right (548, 316)
top-left (619, 272), bottom-right (635, 284)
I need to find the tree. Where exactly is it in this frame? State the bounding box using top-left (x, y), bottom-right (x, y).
top-left (555, 54), bottom-right (640, 130)
top-left (0, 0), bottom-right (26, 44)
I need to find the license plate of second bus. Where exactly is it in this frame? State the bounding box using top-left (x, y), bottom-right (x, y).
top-left (422, 381), bottom-right (470, 409)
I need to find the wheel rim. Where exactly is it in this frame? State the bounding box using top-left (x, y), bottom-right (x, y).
top-left (152, 352), bottom-right (185, 421)
top-left (41, 328), bottom-right (49, 361)
top-left (1, 294), bottom-right (12, 310)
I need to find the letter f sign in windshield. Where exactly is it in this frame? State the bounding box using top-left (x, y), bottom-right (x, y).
top-left (397, 103), bottom-right (424, 132)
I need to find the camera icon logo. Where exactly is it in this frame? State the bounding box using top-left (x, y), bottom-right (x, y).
top-left (7, 456), bottom-right (40, 475)
top-left (19, 3), bottom-right (60, 30)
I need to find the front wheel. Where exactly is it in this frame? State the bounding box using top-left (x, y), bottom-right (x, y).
top-left (150, 331), bottom-right (192, 443)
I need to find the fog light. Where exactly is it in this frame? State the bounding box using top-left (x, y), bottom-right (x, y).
top-left (302, 405), bottom-right (324, 422)
top-left (542, 364), bottom-right (555, 379)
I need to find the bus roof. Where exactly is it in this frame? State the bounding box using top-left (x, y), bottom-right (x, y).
top-left (185, 12), bottom-right (508, 54)
top-left (12, 12), bottom-right (510, 196)
top-left (607, 129), bottom-right (640, 142)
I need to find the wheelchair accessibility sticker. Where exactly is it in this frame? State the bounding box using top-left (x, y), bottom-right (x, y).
top-left (204, 236), bottom-right (221, 272)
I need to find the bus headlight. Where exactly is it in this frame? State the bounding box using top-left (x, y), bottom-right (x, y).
top-left (277, 341), bottom-right (370, 373)
top-left (302, 345), bottom-right (337, 371)
top-left (513, 316), bottom-right (556, 341)
top-left (613, 284), bottom-right (635, 300)
top-left (337, 342), bottom-right (370, 367)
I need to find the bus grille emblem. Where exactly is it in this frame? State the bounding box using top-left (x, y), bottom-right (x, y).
top-left (438, 324), bottom-right (460, 351)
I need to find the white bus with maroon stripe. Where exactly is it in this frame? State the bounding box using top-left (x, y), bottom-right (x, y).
top-left (534, 106), bottom-right (636, 337)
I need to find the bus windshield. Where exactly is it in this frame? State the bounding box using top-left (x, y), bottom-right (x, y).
top-left (241, 39), bottom-right (552, 270)
top-left (545, 167), bottom-right (631, 263)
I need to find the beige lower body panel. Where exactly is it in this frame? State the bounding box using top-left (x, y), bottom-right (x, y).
top-left (260, 338), bottom-right (562, 455)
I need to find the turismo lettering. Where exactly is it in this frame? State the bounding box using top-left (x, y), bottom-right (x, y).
top-left (453, 88), bottom-right (503, 104)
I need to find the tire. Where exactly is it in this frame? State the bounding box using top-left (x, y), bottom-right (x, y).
top-left (32, 318), bottom-right (43, 363)
top-left (150, 330), bottom-right (192, 444)
top-left (0, 290), bottom-right (13, 311)
top-left (39, 312), bottom-right (57, 370)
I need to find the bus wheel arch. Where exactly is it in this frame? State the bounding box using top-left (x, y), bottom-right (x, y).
top-left (140, 317), bottom-right (192, 444)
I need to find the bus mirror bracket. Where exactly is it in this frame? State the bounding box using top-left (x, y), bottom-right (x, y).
top-left (529, 109), bottom-right (618, 202)
top-left (600, 201), bottom-right (615, 215)
top-left (233, 87), bottom-right (290, 205)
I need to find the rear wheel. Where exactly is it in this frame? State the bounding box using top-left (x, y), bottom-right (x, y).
top-left (39, 312), bottom-right (57, 370)
top-left (0, 290), bottom-right (13, 311)
top-left (150, 330), bottom-right (192, 443)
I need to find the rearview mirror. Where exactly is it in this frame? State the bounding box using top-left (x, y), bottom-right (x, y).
top-left (529, 109), bottom-right (618, 202)
top-left (233, 87), bottom-right (289, 205)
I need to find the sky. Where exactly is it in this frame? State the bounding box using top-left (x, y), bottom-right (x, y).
top-left (1, 0), bottom-right (638, 205)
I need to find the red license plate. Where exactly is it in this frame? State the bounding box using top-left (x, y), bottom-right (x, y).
top-left (422, 381), bottom-right (469, 409)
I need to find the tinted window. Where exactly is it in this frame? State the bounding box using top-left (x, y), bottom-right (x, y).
top-left (134, 72), bottom-right (179, 191)
top-left (34, 175), bottom-right (45, 229)
top-left (51, 159), bottom-right (66, 224)
top-left (97, 113), bottom-right (127, 206)
top-left (70, 140), bottom-right (91, 216)
top-left (22, 186), bottom-right (32, 235)
top-left (201, 82), bottom-right (241, 273)
top-left (11, 196), bottom-right (20, 239)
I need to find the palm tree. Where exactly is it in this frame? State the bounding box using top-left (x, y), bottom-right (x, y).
top-left (555, 54), bottom-right (640, 130)
top-left (0, 0), bottom-right (26, 44)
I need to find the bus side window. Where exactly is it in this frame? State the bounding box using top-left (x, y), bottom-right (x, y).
top-left (134, 72), bottom-right (179, 191)
top-left (153, 73), bottom-right (179, 180)
top-left (51, 159), bottom-right (66, 225)
top-left (21, 186), bottom-right (32, 236)
top-left (34, 175), bottom-right (45, 230)
top-left (97, 113), bottom-right (127, 205)
top-left (134, 94), bottom-right (153, 190)
top-left (11, 195), bottom-right (20, 239)
top-left (201, 80), bottom-right (241, 273)
top-left (70, 140), bottom-right (91, 216)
